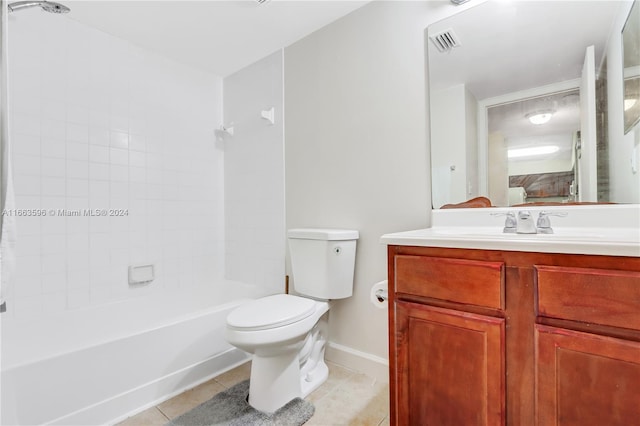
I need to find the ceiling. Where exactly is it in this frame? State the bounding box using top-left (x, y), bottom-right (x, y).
top-left (488, 90), bottom-right (581, 164)
top-left (64, 0), bottom-right (369, 77)
top-left (427, 0), bottom-right (623, 101)
top-left (426, 0), bottom-right (625, 169)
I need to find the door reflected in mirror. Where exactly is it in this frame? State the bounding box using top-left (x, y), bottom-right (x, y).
top-left (487, 89), bottom-right (580, 206)
top-left (623, 0), bottom-right (640, 133)
top-left (428, 0), bottom-right (640, 209)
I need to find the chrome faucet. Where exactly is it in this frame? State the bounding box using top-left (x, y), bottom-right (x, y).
top-left (536, 211), bottom-right (568, 234)
top-left (494, 210), bottom-right (569, 234)
top-left (516, 211), bottom-right (537, 234)
top-left (491, 212), bottom-right (517, 233)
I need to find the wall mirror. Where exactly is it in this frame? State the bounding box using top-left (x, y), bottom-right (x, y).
top-left (428, 0), bottom-right (639, 209)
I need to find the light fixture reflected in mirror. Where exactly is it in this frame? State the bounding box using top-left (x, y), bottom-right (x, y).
top-left (525, 109), bottom-right (555, 125)
top-left (508, 145), bottom-right (560, 159)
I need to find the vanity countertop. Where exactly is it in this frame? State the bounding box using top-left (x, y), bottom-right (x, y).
top-left (380, 226), bottom-right (640, 257)
top-left (381, 205), bottom-right (640, 257)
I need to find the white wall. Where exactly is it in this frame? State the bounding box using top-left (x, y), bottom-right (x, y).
top-left (224, 50), bottom-right (285, 295)
top-left (465, 84), bottom-right (478, 198)
top-left (432, 85), bottom-right (467, 207)
top-left (608, 1), bottom-right (640, 203)
top-left (431, 83), bottom-right (477, 207)
top-left (284, 1), bottom-right (454, 366)
top-left (5, 9), bottom-right (224, 321)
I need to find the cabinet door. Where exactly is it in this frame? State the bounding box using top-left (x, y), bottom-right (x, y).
top-left (394, 301), bottom-right (505, 426)
top-left (536, 325), bottom-right (640, 426)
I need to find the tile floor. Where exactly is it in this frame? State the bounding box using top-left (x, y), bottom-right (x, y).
top-left (117, 361), bottom-right (390, 426)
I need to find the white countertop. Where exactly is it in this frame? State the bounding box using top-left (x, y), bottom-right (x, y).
top-left (381, 205), bottom-right (640, 257)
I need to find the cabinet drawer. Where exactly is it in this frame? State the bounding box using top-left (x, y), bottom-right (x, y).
top-left (536, 265), bottom-right (640, 331)
top-left (394, 255), bottom-right (504, 309)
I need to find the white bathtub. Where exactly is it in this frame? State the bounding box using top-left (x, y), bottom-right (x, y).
top-left (1, 282), bottom-right (264, 425)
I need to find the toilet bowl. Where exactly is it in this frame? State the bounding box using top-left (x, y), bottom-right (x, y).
top-left (225, 294), bottom-right (330, 413)
top-left (225, 228), bottom-right (358, 413)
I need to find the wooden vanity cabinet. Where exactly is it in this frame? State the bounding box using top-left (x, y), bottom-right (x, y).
top-left (387, 245), bottom-right (640, 426)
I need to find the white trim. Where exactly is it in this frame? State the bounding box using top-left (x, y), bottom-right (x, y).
top-left (477, 78), bottom-right (581, 196)
top-left (326, 342), bottom-right (389, 384)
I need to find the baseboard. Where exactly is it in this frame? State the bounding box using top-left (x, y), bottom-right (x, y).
top-left (49, 348), bottom-right (250, 426)
top-left (325, 342), bottom-right (389, 383)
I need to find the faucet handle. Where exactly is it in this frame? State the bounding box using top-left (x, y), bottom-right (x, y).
top-left (491, 211), bottom-right (517, 233)
top-left (536, 211), bottom-right (568, 233)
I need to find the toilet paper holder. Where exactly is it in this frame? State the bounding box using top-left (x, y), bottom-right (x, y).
top-left (370, 280), bottom-right (388, 309)
top-left (375, 288), bottom-right (388, 302)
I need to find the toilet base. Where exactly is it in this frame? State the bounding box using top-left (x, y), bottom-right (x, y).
top-left (246, 313), bottom-right (330, 413)
top-left (300, 358), bottom-right (328, 397)
top-left (248, 350), bottom-right (301, 413)
top-left (299, 313), bottom-right (329, 397)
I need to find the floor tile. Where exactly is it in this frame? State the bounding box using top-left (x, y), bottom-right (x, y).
top-left (378, 415), bottom-right (391, 426)
top-left (117, 407), bottom-right (168, 426)
top-left (306, 362), bottom-right (356, 403)
top-left (306, 372), bottom-right (389, 426)
top-left (157, 379), bottom-right (226, 419)
top-left (213, 361), bottom-right (252, 388)
top-left (117, 359), bottom-right (389, 426)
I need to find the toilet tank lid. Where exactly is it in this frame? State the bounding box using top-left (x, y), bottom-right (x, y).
top-left (287, 228), bottom-right (359, 241)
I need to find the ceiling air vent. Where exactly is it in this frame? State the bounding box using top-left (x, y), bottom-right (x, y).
top-left (429, 29), bottom-right (461, 53)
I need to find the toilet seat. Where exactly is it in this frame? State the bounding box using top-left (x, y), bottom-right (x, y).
top-left (226, 294), bottom-right (316, 331)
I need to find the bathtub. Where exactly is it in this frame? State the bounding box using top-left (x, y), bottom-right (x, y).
top-left (1, 282), bottom-right (265, 425)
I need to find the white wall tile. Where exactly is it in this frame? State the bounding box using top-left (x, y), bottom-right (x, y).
top-left (67, 105), bottom-right (90, 125)
top-left (66, 124), bottom-right (89, 144)
top-left (89, 127), bottom-right (110, 146)
top-left (109, 148), bottom-right (129, 165)
top-left (41, 138), bottom-right (66, 159)
top-left (42, 158), bottom-right (66, 177)
top-left (67, 143), bottom-right (89, 162)
top-left (89, 163), bottom-right (110, 181)
top-left (42, 272), bottom-right (67, 295)
top-left (8, 13), bottom-right (224, 318)
top-left (41, 254), bottom-right (67, 274)
top-left (66, 179), bottom-right (89, 198)
top-left (41, 177), bottom-right (66, 196)
top-left (12, 114), bottom-right (41, 137)
top-left (14, 174), bottom-right (40, 196)
top-left (14, 274), bottom-right (42, 298)
top-left (66, 160), bottom-right (89, 179)
top-left (42, 234), bottom-right (66, 254)
top-left (41, 119), bottom-right (66, 140)
top-left (13, 154), bottom-right (41, 175)
top-left (12, 133), bottom-right (40, 156)
top-left (89, 145), bottom-right (109, 164)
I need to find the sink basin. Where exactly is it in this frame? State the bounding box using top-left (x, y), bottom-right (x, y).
top-left (381, 225), bottom-right (640, 257)
top-left (381, 205), bottom-right (640, 257)
top-left (430, 227), bottom-right (610, 241)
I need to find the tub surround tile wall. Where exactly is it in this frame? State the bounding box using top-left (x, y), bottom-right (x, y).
top-left (6, 9), bottom-right (224, 320)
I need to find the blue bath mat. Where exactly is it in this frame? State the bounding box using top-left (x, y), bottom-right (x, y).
top-left (166, 380), bottom-right (314, 426)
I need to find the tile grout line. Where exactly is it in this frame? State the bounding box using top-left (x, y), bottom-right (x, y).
top-left (155, 406), bottom-right (171, 421)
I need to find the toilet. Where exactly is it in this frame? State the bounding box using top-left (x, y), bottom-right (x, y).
top-left (225, 228), bottom-right (359, 413)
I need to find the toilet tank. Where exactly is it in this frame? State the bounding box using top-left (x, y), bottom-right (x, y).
top-left (287, 228), bottom-right (359, 300)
